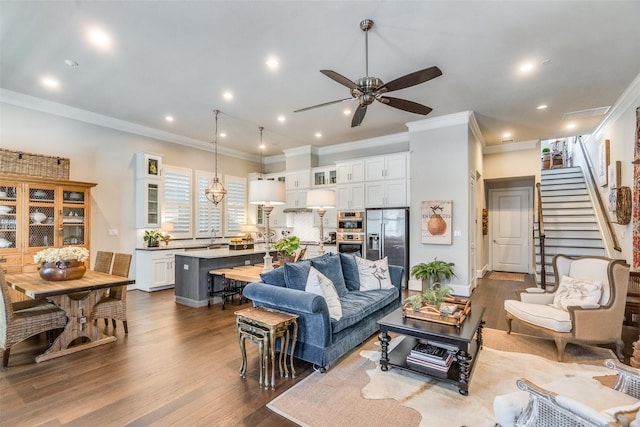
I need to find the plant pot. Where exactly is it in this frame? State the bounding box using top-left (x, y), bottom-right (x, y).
top-left (147, 240), bottom-right (159, 248)
top-left (39, 260), bottom-right (86, 281)
top-left (277, 254), bottom-right (296, 264)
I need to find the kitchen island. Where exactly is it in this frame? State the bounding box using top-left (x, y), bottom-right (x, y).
top-left (174, 246), bottom-right (275, 307)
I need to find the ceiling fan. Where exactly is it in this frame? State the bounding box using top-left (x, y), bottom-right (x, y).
top-left (294, 19), bottom-right (442, 128)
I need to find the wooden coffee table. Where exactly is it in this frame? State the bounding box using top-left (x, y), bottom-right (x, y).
top-left (378, 305), bottom-right (485, 395)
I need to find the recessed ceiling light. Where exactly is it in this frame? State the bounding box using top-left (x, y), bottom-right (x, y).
top-left (259, 143), bottom-right (266, 149)
top-left (222, 91), bottom-right (233, 100)
top-left (343, 109), bottom-right (351, 115)
top-left (277, 115), bottom-right (285, 122)
top-left (40, 76), bottom-right (59, 89)
top-left (565, 123), bottom-right (577, 130)
top-left (165, 115), bottom-right (174, 122)
top-left (502, 132), bottom-right (512, 139)
top-left (519, 62), bottom-right (534, 73)
top-left (64, 59), bottom-right (79, 67)
top-left (88, 28), bottom-right (112, 50)
top-left (536, 104), bottom-right (548, 110)
top-left (315, 132), bottom-right (322, 138)
top-left (266, 57), bottom-right (279, 70)
top-left (220, 132), bottom-right (227, 138)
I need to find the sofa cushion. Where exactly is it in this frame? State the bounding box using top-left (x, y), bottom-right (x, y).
top-left (340, 252), bottom-right (360, 291)
top-left (552, 275), bottom-right (602, 311)
top-left (260, 266), bottom-right (286, 287)
top-left (504, 299), bottom-right (572, 332)
top-left (356, 256), bottom-right (394, 291)
top-left (311, 254), bottom-right (348, 297)
top-left (283, 260), bottom-right (312, 291)
top-left (306, 267), bottom-right (342, 320)
top-left (331, 288), bottom-right (399, 334)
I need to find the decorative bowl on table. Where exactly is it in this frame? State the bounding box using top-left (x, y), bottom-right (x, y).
top-left (34, 246), bottom-right (89, 281)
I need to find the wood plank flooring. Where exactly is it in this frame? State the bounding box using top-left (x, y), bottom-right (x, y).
top-left (1, 274), bottom-right (637, 426)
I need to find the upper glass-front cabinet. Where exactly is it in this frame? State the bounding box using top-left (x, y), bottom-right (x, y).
top-left (312, 166), bottom-right (337, 187)
top-left (26, 183), bottom-right (56, 249)
top-left (136, 152), bottom-right (163, 180)
top-left (0, 182), bottom-right (19, 251)
top-left (61, 186), bottom-right (87, 246)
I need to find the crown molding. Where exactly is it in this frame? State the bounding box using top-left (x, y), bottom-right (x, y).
top-left (468, 111), bottom-right (486, 147)
top-left (483, 139), bottom-right (540, 154)
top-left (587, 71), bottom-right (640, 143)
top-left (405, 111), bottom-right (473, 133)
top-left (317, 132), bottom-right (409, 155)
top-left (0, 89), bottom-right (258, 162)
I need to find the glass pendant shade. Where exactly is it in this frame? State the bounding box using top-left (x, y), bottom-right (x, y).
top-left (205, 109), bottom-right (226, 205)
top-left (205, 177), bottom-right (226, 205)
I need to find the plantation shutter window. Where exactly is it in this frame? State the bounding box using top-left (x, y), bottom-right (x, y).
top-left (163, 165), bottom-right (192, 238)
top-left (225, 175), bottom-right (246, 236)
top-left (196, 171), bottom-right (221, 238)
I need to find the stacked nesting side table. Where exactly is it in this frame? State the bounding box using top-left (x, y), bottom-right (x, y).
top-left (235, 306), bottom-right (298, 390)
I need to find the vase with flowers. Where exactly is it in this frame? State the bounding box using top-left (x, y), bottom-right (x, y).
top-left (34, 246), bottom-right (90, 281)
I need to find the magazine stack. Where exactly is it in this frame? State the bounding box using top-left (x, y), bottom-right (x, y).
top-left (406, 341), bottom-right (454, 378)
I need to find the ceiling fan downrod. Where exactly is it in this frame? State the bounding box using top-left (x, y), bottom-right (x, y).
top-left (360, 19), bottom-right (373, 77)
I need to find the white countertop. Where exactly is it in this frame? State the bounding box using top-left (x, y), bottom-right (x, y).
top-left (174, 245), bottom-right (271, 259)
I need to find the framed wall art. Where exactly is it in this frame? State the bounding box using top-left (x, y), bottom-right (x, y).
top-left (608, 160), bottom-right (621, 189)
top-left (421, 200), bottom-right (452, 244)
top-left (597, 139), bottom-right (610, 187)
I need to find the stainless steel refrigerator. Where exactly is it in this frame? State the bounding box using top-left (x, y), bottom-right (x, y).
top-left (365, 208), bottom-right (409, 287)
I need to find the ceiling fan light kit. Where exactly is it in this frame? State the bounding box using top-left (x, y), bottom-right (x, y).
top-left (295, 19), bottom-right (442, 127)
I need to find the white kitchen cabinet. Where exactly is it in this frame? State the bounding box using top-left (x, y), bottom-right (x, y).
top-left (135, 152), bottom-right (163, 179)
top-left (312, 166), bottom-right (337, 187)
top-left (285, 170), bottom-right (310, 190)
top-left (135, 248), bottom-right (184, 292)
top-left (136, 179), bottom-right (162, 228)
top-left (365, 179), bottom-right (408, 208)
top-left (336, 160), bottom-right (365, 183)
top-left (313, 209), bottom-right (337, 228)
top-left (365, 152), bottom-right (408, 181)
top-left (286, 189), bottom-right (308, 209)
top-left (336, 183), bottom-right (365, 210)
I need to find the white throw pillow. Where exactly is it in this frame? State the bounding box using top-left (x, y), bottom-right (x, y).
top-left (552, 275), bottom-right (602, 311)
top-left (305, 267), bottom-right (343, 321)
top-left (356, 256), bottom-right (394, 291)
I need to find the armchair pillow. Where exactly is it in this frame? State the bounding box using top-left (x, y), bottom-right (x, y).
top-left (356, 256), bottom-right (394, 291)
top-left (260, 267), bottom-right (286, 287)
top-left (552, 275), bottom-right (602, 311)
top-left (306, 267), bottom-right (342, 320)
top-left (339, 252), bottom-right (360, 292)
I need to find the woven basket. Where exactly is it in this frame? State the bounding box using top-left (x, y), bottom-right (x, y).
top-left (0, 149), bottom-right (70, 179)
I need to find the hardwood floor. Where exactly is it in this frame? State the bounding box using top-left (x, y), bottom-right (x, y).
top-left (1, 274), bottom-right (637, 426)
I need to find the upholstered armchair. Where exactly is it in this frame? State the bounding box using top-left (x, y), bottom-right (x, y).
top-left (494, 359), bottom-right (640, 427)
top-left (504, 255), bottom-right (630, 361)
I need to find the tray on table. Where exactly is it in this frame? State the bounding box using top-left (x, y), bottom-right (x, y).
top-left (402, 296), bottom-right (471, 328)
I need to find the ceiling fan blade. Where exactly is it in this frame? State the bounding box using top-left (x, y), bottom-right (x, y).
top-left (378, 96), bottom-right (433, 115)
top-left (294, 98), bottom-right (354, 113)
top-left (351, 105), bottom-right (367, 127)
top-left (380, 66), bottom-right (442, 93)
top-left (320, 70), bottom-right (360, 90)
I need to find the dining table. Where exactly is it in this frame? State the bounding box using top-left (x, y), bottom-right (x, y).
top-left (5, 269), bottom-right (134, 362)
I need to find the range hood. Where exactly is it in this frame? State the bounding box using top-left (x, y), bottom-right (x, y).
top-left (282, 207), bottom-right (312, 213)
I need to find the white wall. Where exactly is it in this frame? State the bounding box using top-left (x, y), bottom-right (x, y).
top-left (0, 103), bottom-right (259, 272)
top-left (408, 115), bottom-right (471, 296)
top-left (580, 74), bottom-right (640, 267)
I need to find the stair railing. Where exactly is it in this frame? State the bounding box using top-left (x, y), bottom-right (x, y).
top-left (536, 182), bottom-right (546, 289)
top-left (576, 136), bottom-right (621, 252)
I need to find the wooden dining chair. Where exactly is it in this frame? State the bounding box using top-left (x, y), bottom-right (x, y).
top-left (93, 251), bottom-right (114, 273)
top-left (91, 253), bottom-right (132, 334)
top-left (0, 271), bottom-right (68, 367)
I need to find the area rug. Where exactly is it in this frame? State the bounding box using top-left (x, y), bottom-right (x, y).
top-left (267, 329), bottom-right (617, 427)
top-left (489, 271), bottom-right (525, 282)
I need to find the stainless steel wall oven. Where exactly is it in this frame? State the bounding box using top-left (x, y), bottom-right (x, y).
top-left (337, 211), bottom-right (364, 233)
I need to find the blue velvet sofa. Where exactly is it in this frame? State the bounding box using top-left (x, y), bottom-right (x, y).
top-left (242, 252), bottom-right (403, 371)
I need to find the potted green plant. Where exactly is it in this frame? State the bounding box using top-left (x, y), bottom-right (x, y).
top-left (404, 286), bottom-right (453, 313)
top-left (143, 229), bottom-right (164, 248)
top-left (410, 258), bottom-right (456, 291)
top-left (273, 235), bottom-right (300, 263)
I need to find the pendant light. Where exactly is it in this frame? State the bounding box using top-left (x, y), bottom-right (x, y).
top-left (205, 109), bottom-right (227, 205)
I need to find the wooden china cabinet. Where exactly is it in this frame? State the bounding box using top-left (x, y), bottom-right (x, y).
top-left (0, 174), bottom-right (96, 300)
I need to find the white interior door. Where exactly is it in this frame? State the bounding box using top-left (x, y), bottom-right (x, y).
top-left (490, 187), bottom-right (532, 273)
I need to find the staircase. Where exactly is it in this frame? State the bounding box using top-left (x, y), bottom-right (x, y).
top-left (535, 167), bottom-right (605, 288)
